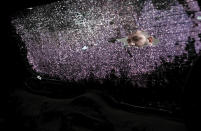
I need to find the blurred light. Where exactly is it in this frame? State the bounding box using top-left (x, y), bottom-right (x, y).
top-left (27, 7), bottom-right (33, 10)
top-left (37, 75), bottom-right (42, 80)
top-left (197, 16), bottom-right (201, 20)
top-left (82, 46), bottom-right (88, 50)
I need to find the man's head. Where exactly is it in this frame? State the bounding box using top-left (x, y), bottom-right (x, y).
top-left (127, 30), bottom-right (153, 47)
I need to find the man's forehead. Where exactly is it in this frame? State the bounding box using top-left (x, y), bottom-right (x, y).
top-left (137, 30), bottom-right (149, 38)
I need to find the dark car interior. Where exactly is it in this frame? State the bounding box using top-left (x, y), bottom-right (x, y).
top-left (3, 0), bottom-right (201, 131)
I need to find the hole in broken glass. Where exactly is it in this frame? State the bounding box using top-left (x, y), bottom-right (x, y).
top-left (109, 21), bottom-right (114, 25)
top-left (108, 37), bottom-right (117, 43)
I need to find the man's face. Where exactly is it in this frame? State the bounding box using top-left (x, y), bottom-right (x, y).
top-left (127, 30), bottom-right (148, 47)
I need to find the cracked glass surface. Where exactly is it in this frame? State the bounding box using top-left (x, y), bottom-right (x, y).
top-left (12, 0), bottom-right (201, 81)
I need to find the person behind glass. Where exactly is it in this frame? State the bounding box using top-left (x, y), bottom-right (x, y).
top-left (127, 30), bottom-right (155, 47)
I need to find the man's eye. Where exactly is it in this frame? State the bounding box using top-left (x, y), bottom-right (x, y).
top-left (127, 39), bottom-right (131, 43)
top-left (132, 36), bottom-right (140, 41)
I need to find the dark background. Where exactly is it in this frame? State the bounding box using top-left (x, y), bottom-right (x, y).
top-left (3, 0), bottom-right (201, 131)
